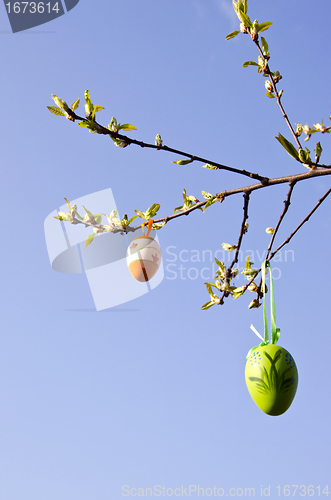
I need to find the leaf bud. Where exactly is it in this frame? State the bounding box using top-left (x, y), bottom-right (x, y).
top-left (273, 71), bottom-right (282, 84)
top-left (265, 80), bottom-right (273, 92)
top-left (155, 134), bottom-right (163, 148)
top-left (248, 298), bottom-right (261, 309)
top-left (222, 243), bottom-right (236, 252)
top-left (248, 283), bottom-right (258, 292)
top-left (298, 148), bottom-right (306, 163)
top-left (265, 227), bottom-right (274, 234)
top-left (231, 268), bottom-right (239, 278)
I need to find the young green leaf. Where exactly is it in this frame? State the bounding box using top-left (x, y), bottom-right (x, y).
top-left (71, 98), bottom-right (80, 111)
top-left (134, 210), bottom-right (146, 219)
top-left (202, 191), bottom-right (214, 200)
top-left (237, 10), bottom-right (253, 29)
top-left (64, 197), bottom-right (72, 212)
top-left (225, 30), bottom-right (240, 40)
top-left (84, 90), bottom-right (93, 116)
top-left (275, 133), bottom-right (300, 160)
top-left (83, 206), bottom-right (95, 222)
top-left (51, 95), bottom-right (70, 113)
top-left (257, 22), bottom-right (273, 33)
top-left (127, 214), bottom-right (139, 225)
top-left (47, 106), bottom-right (66, 117)
top-left (201, 301), bottom-right (216, 310)
top-left (171, 158), bottom-right (194, 165)
top-left (202, 164), bottom-right (218, 170)
top-left (118, 124), bottom-right (137, 131)
top-left (78, 121), bottom-right (91, 128)
top-left (266, 91), bottom-right (275, 98)
top-left (93, 105), bottom-right (104, 113)
top-left (261, 36), bottom-right (269, 54)
top-left (54, 211), bottom-right (71, 222)
top-left (146, 203), bottom-right (161, 218)
top-left (152, 221), bottom-right (167, 230)
top-left (243, 60), bottom-right (259, 68)
top-left (85, 233), bottom-right (96, 248)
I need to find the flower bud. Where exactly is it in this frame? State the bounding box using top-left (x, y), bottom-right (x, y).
top-left (265, 227), bottom-right (274, 234)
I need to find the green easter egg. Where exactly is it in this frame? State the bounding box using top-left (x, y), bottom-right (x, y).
top-left (245, 344), bottom-right (298, 416)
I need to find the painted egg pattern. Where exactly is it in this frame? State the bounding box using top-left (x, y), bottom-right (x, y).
top-left (245, 344), bottom-right (298, 416)
top-left (126, 236), bottom-right (161, 282)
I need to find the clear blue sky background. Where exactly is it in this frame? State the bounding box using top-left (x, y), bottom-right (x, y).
top-left (1, 1), bottom-right (331, 498)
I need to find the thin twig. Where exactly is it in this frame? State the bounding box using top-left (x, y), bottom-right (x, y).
top-left (268, 186), bottom-right (331, 260)
top-left (219, 191), bottom-right (251, 304)
top-left (254, 40), bottom-right (302, 150)
top-left (229, 192), bottom-right (251, 270)
top-left (68, 168), bottom-right (331, 235)
top-left (265, 180), bottom-right (297, 261)
top-left (238, 185), bottom-right (331, 302)
top-left (71, 112), bottom-right (269, 183)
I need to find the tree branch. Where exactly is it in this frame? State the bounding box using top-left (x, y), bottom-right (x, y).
top-left (268, 186), bottom-right (331, 260)
top-left (265, 180), bottom-right (297, 261)
top-left (70, 112), bottom-right (269, 183)
top-left (254, 40), bottom-right (302, 149)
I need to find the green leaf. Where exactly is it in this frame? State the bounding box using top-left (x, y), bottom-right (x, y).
top-left (94, 214), bottom-right (102, 224)
top-left (275, 133), bottom-right (300, 160)
top-left (127, 214), bottom-right (138, 225)
top-left (51, 95), bottom-right (70, 113)
top-left (202, 191), bottom-right (214, 200)
top-left (134, 210), bottom-right (146, 219)
top-left (84, 90), bottom-right (93, 118)
top-left (266, 91), bottom-right (275, 98)
top-left (257, 22), bottom-right (273, 33)
top-left (71, 98), bottom-right (80, 111)
top-left (171, 158), bottom-right (194, 165)
top-left (237, 10), bottom-right (253, 29)
top-left (118, 123), bottom-right (137, 131)
top-left (203, 199), bottom-right (215, 212)
top-left (201, 301), bottom-right (215, 310)
top-left (151, 221), bottom-right (167, 230)
top-left (146, 203), bottom-right (161, 218)
top-left (214, 257), bottom-right (226, 270)
top-left (83, 206), bottom-right (95, 221)
top-left (47, 106), bottom-right (66, 117)
top-left (261, 36), bottom-right (268, 53)
top-left (225, 30), bottom-right (240, 40)
top-left (93, 105), bottom-right (104, 113)
top-left (85, 233), bottom-right (96, 248)
top-left (246, 255), bottom-right (253, 269)
top-left (64, 197), bottom-right (72, 212)
top-left (78, 121), bottom-right (91, 128)
top-left (243, 60), bottom-right (259, 68)
top-left (202, 164), bottom-right (218, 170)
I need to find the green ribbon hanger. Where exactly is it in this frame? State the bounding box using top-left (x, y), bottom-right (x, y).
top-left (247, 260), bottom-right (280, 359)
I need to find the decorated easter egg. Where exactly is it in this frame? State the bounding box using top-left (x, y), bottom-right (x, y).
top-left (127, 235), bottom-right (161, 282)
top-left (245, 344), bottom-right (298, 416)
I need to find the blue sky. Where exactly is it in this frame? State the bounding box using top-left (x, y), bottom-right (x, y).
top-left (1, 1), bottom-right (331, 499)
